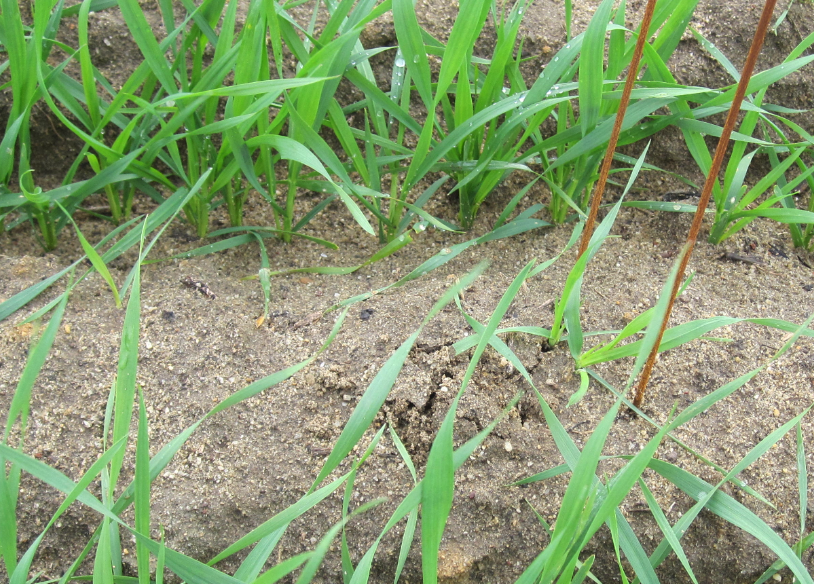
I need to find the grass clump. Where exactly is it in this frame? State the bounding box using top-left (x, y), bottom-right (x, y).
top-left (2, 0), bottom-right (813, 249)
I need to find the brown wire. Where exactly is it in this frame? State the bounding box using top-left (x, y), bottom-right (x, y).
top-left (577, 0), bottom-right (658, 258)
top-left (633, 0), bottom-right (779, 408)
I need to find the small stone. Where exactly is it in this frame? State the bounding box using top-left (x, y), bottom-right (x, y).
top-left (504, 441), bottom-right (513, 452)
top-left (773, 408), bottom-right (780, 417)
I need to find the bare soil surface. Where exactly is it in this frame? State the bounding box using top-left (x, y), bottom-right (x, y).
top-left (2, 1), bottom-right (814, 583)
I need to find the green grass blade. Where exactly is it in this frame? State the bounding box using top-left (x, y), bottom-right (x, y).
top-left (234, 529), bottom-right (285, 583)
top-left (296, 499), bottom-right (385, 584)
top-left (117, 0), bottom-right (177, 93)
top-left (56, 202), bottom-right (122, 308)
top-left (427, 260), bottom-right (536, 582)
top-left (108, 246), bottom-right (141, 492)
top-left (311, 264), bottom-right (486, 489)
top-left (648, 454), bottom-right (814, 584)
top-left (435, 0), bottom-right (491, 104)
top-left (638, 478), bottom-right (698, 584)
top-left (262, 118), bottom-right (375, 235)
top-left (539, 400), bottom-right (622, 583)
top-left (349, 392), bottom-right (524, 584)
top-left (8, 437), bottom-right (126, 584)
top-left (579, 0), bottom-right (614, 136)
top-left (392, 0), bottom-right (432, 106)
top-left (1, 286), bottom-right (70, 576)
top-left (3, 287), bottom-right (69, 444)
top-left (250, 553), bottom-right (312, 584)
top-left (753, 532), bottom-right (814, 584)
top-left (341, 470), bottom-right (356, 584)
top-left (209, 472), bottom-right (354, 566)
top-left (134, 388), bottom-right (151, 584)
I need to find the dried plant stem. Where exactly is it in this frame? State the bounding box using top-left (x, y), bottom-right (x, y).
top-left (577, 0), bottom-right (658, 258)
top-left (633, 0), bottom-right (778, 408)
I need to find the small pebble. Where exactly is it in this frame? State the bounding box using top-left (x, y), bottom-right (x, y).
top-left (504, 441), bottom-right (513, 452)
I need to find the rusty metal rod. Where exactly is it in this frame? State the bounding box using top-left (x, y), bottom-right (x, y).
top-left (577, 0), bottom-right (658, 258)
top-left (633, 0), bottom-right (779, 408)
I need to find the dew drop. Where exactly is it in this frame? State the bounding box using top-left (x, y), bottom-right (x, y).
top-left (729, 196), bottom-right (735, 204)
top-left (566, 44), bottom-right (571, 49)
top-left (413, 55), bottom-right (419, 63)
top-left (395, 56), bottom-right (406, 67)
top-left (440, 247), bottom-right (452, 255)
top-left (672, 204), bottom-right (681, 211)
top-left (519, 95), bottom-right (526, 103)
top-left (698, 491), bottom-right (707, 500)
top-left (554, 56), bottom-right (559, 62)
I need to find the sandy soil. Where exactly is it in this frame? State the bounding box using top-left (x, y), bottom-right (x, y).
top-left (1, 1), bottom-right (814, 583)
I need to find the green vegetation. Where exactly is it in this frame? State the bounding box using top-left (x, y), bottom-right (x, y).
top-left (1, 0), bottom-right (814, 582)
